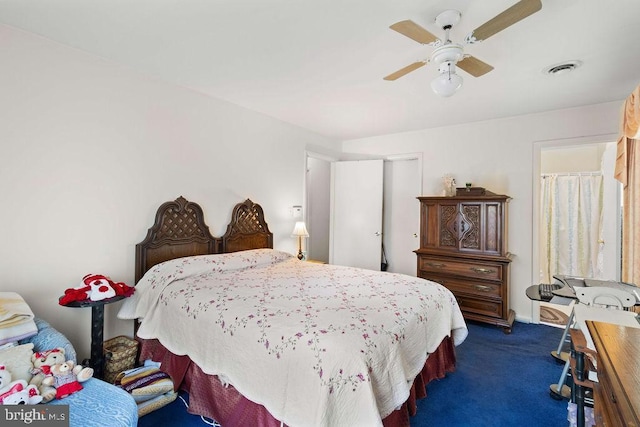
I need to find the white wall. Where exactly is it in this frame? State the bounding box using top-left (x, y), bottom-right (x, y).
top-left (0, 25), bottom-right (340, 360)
top-left (541, 144), bottom-right (606, 173)
top-left (342, 102), bottom-right (622, 323)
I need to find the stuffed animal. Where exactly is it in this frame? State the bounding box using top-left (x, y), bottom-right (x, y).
top-left (0, 365), bottom-right (38, 405)
top-left (0, 365), bottom-right (12, 392)
top-left (43, 361), bottom-right (93, 400)
top-left (0, 365), bottom-right (21, 403)
top-left (2, 383), bottom-right (42, 405)
top-left (59, 274), bottom-right (134, 306)
top-left (30, 348), bottom-right (67, 403)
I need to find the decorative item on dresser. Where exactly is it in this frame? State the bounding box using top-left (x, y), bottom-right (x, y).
top-left (415, 189), bottom-right (514, 333)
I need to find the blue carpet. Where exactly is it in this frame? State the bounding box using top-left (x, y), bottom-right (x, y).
top-left (139, 321), bottom-right (568, 426)
top-left (414, 321), bottom-right (568, 426)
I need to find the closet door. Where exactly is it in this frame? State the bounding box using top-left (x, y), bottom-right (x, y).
top-left (330, 160), bottom-right (383, 270)
top-left (383, 158), bottom-right (421, 276)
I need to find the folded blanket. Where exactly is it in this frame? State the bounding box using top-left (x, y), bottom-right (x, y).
top-left (115, 365), bottom-right (177, 417)
top-left (115, 365), bottom-right (174, 403)
top-left (137, 390), bottom-right (177, 417)
top-left (0, 293), bottom-right (37, 345)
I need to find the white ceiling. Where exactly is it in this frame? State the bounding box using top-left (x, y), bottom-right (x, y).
top-left (2, 0), bottom-right (640, 140)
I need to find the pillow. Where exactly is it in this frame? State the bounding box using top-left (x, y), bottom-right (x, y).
top-left (20, 318), bottom-right (77, 364)
top-left (0, 343), bottom-right (34, 382)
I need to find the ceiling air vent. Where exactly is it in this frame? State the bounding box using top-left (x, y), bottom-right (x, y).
top-left (543, 60), bottom-right (582, 75)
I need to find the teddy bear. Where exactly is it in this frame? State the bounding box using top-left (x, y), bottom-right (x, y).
top-left (42, 361), bottom-right (93, 400)
top-left (0, 365), bottom-right (22, 403)
top-left (2, 383), bottom-right (42, 405)
top-left (0, 365), bottom-right (38, 405)
top-left (59, 274), bottom-right (134, 305)
top-left (0, 365), bottom-right (13, 392)
top-left (30, 348), bottom-right (67, 403)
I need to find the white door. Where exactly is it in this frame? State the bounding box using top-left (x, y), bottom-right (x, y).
top-left (383, 158), bottom-right (421, 276)
top-left (330, 160), bottom-right (383, 270)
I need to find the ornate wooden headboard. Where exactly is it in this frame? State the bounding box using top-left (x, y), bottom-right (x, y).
top-left (135, 196), bottom-right (273, 283)
top-left (221, 199), bottom-right (273, 253)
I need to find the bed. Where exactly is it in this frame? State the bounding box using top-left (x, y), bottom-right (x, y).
top-left (118, 196), bottom-right (468, 427)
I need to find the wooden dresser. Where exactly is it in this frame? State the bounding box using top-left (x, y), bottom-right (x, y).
top-left (586, 320), bottom-right (640, 427)
top-left (416, 191), bottom-right (514, 333)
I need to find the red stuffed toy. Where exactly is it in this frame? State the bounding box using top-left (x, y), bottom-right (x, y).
top-left (59, 274), bottom-right (134, 306)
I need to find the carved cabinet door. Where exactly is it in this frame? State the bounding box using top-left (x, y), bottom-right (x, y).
top-left (437, 201), bottom-right (482, 253)
top-left (419, 197), bottom-right (506, 257)
top-left (457, 201), bottom-right (482, 252)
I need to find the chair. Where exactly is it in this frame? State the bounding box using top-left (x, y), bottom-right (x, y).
top-left (19, 318), bottom-right (138, 427)
top-left (549, 286), bottom-right (637, 401)
top-left (555, 287), bottom-right (638, 427)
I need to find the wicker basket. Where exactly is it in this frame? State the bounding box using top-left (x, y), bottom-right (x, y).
top-left (103, 335), bottom-right (138, 384)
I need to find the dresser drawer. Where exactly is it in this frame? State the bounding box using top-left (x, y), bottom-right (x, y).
top-left (419, 256), bottom-right (503, 282)
top-left (421, 274), bottom-right (504, 319)
top-left (422, 274), bottom-right (502, 300)
top-left (456, 295), bottom-right (503, 319)
top-left (593, 383), bottom-right (614, 427)
top-left (595, 370), bottom-right (625, 427)
top-left (445, 276), bottom-right (501, 299)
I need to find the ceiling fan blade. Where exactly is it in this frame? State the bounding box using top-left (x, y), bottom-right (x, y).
top-left (384, 61), bottom-right (427, 81)
top-left (390, 20), bottom-right (439, 45)
top-left (457, 56), bottom-right (494, 77)
top-left (468, 0), bottom-right (542, 42)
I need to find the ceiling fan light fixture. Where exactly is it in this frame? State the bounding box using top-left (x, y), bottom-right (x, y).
top-left (430, 43), bottom-right (464, 65)
top-left (431, 62), bottom-right (463, 97)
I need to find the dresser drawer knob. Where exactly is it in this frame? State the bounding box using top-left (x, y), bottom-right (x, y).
top-left (426, 262), bottom-right (446, 268)
top-left (470, 267), bottom-right (494, 274)
top-left (474, 285), bottom-right (491, 292)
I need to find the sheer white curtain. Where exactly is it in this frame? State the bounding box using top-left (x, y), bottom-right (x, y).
top-left (539, 173), bottom-right (604, 283)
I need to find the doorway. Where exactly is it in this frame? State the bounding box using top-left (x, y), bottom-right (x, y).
top-left (532, 135), bottom-right (621, 324)
top-left (306, 155), bottom-right (331, 262)
top-left (305, 153), bottom-right (422, 273)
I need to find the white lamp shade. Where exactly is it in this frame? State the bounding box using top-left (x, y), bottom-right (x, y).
top-left (431, 70), bottom-right (463, 97)
top-left (291, 221), bottom-right (309, 237)
top-left (431, 61), bottom-right (462, 97)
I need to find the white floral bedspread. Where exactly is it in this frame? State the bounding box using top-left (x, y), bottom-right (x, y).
top-left (118, 249), bottom-right (467, 427)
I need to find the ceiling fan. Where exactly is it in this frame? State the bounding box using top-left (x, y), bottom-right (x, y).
top-left (384, 0), bottom-right (542, 97)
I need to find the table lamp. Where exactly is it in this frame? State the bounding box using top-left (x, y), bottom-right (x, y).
top-left (291, 221), bottom-right (309, 260)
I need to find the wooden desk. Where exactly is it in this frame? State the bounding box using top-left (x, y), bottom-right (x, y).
top-left (586, 320), bottom-right (640, 426)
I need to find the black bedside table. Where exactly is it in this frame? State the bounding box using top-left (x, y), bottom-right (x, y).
top-left (61, 295), bottom-right (124, 380)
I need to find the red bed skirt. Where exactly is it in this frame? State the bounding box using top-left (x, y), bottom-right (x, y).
top-left (139, 336), bottom-right (456, 427)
